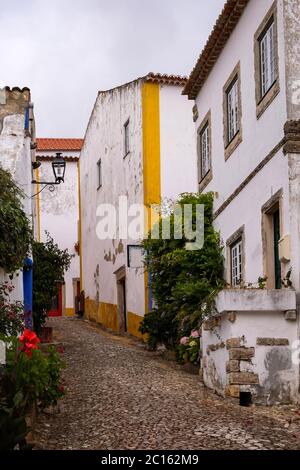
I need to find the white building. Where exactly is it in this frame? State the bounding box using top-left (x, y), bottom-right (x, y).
top-left (80, 73), bottom-right (197, 337)
top-left (36, 138), bottom-right (82, 317)
top-left (183, 0), bottom-right (300, 404)
top-left (0, 87), bottom-right (36, 307)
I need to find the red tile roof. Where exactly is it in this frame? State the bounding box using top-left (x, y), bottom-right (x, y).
top-left (183, 0), bottom-right (250, 99)
top-left (36, 138), bottom-right (84, 151)
top-left (145, 73), bottom-right (188, 86)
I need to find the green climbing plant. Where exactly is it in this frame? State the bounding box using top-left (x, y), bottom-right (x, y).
top-left (139, 192), bottom-right (225, 350)
top-left (0, 167), bottom-right (32, 273)
top-left (32, 233), bottom-right (72, 334)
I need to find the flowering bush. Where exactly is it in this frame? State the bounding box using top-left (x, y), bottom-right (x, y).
top-left (0, 331), bottom-right (65, 450)
top-left (177, 332), bottom-right (201, 364)
top-left (0, 283), bottom-right (25, 336)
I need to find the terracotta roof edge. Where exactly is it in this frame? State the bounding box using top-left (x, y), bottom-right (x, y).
top-left (183, 0), bottom-right (250, 99)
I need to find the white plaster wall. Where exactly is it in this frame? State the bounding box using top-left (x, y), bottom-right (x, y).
top-left (202, 310), bottom-right (299, 404)
top-left (0, 114), bottom-right (33, 302)
top-left (191, 0), bottom-right (293, 286)
top-left (194, 0), bottom-right (287, 208)
top-left (215, 149), bottom-right (290, 285)
top-left (159, 85), bottom-right (197, 201)
top-left (38, 160), bottom-right (80, 311)
top-left (80, 80), bottom-right (145, 316)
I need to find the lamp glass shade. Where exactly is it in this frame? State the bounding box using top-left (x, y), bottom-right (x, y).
top-left (52, 153), bottom-right (66, 183)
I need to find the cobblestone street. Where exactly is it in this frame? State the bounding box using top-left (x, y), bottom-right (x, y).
top-left (33, 318), bottom-right (300, 450)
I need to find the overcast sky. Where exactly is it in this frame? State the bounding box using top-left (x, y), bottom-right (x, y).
top-left (0, 0), bottom-right (225, 137)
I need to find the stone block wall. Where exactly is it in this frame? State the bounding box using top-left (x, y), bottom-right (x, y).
top-left (201, 306), bottom-right (299, 405)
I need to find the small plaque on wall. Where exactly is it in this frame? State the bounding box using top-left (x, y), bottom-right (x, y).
top-left (127, 245), bottom-right (144, 268)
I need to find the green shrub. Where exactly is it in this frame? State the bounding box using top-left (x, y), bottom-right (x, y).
top-left (140, 192), bottom-right (224, 351)
top-left (32, 233), bottom-right (72, 333)
top-left (0, 167), bottom-right (32, 273)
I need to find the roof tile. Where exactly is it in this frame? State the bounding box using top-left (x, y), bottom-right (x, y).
top-left (36, 138), bottom-right (84, 151)
top-left (183, 0), bottom-right (249, 99)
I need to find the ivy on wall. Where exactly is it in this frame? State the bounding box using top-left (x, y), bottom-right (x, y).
top-left (0, 167), bottom-right (32, 274)
top-left (140, 192), bottom-right (225, 350)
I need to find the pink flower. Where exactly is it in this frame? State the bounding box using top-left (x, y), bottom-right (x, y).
top-left (180, 336), bottom-right (189, 345)
top-left (191, 330), bottom-right (200, 339)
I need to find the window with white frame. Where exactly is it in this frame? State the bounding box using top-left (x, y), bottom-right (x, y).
top-left (200, 123), bottom-right (210, 180)
top-left (124, 119), bottom-right (130, 156)
top-left (231, 238), bottom-right (242, 287)
top-left (227, 78), bottom-right (239, 143)
top-left (260, 20), bottom-right (276, 98)
top-left (97, 159), bottom-right (102, 190)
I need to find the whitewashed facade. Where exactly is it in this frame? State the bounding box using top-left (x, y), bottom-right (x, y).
top-left (36, 139), bottom-right (82, 317)
top-left (80, 73), bottom-right (197, 337)
top-left (0, 87), bottom-right (36, 303)
top-left (184, 0), bottom-right (300, 404)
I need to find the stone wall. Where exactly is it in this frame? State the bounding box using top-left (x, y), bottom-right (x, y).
top-left (201, 290), bottom-right (299, 405)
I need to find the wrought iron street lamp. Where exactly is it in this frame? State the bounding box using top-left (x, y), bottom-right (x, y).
top-left (32, 152), bottom-right (66, 195)
top-left (52, 153), bottom-right (66, 183)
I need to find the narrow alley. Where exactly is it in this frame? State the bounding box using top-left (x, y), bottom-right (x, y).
top-left (33, 318), bottom-right (300, 451)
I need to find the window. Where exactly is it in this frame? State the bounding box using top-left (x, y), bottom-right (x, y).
top-left (197, 110), bottom-right (212, 192)
top-left (200, 123), bottom-right (210, 179)
top-left (226, 226), bottom-right (245, 287)
top-left (254, 3), bottom-right (279, 119)
top-left (223, 63), bottom-right (242, 159)
top-left (124, 119), bottom-right (130, 156)
top-left (97, 159), bottom-right (102, 190)
top-left (260, 20), bottom-right (276, 98)
top-left (227, 78), bottom-right (239, 143)
top-left (231, 238), bottom-right (242, 287)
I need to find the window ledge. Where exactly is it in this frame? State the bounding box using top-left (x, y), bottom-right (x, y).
top-left (256, 81), bottom-right (280, 120)
top-left (199, 169), bottom-right (213, 193)
top-left (216, 288), bottom-right (296, 314)
top-left (225, 130), bottom-right (242, 161)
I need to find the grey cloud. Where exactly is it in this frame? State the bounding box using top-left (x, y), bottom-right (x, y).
top-left (0, 0), bottom-right (225, 137)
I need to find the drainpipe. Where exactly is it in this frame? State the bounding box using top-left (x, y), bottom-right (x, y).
top-left (23, 257), bottom-right (33, 330)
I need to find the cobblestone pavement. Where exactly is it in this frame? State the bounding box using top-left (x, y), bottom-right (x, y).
top-left (33, 318), bottom-right (300, 450)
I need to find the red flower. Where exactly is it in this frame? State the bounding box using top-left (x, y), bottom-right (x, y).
top-left (20, 329), bottom-right (40, 345)
top-left (56, 346), bottom-right (65, 354)
top-left (58, 385), bottom-right (65, 393)
top-left (19, 329), bottom-right (40, 358)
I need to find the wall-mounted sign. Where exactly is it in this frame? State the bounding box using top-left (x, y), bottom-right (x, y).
top-left (127, 245), bottom-right (144, 268)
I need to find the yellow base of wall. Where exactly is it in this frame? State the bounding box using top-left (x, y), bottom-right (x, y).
top-left (85, 298), bottom-right (144, 339)
top-left (127, 311), bottom-right (144, 338)
top-left (85, 298), bottom-right (119, 332)
top-left (65, 308), bottom-right (75, 317)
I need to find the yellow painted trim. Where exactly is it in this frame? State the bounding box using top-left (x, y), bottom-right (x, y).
top-left (35, 168), bottom-right (41, 241)
top-left (65, 308), bottom-right (75, 317)
top-left (142, 82), bottom-right (161, 315)
top-left (77, 160), bottom-right (83, 292)
top-left (85, 299), bottom-right (119, 332)
top-left (127, 311), bottom-right (144, 338)
top-left (85, 299), bottom-right (144, 339)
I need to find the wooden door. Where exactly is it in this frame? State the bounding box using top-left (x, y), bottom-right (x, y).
top-left (273, 209), bottom-right (281, 289)
top-left (48, 283), bottom-right (63, 317)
